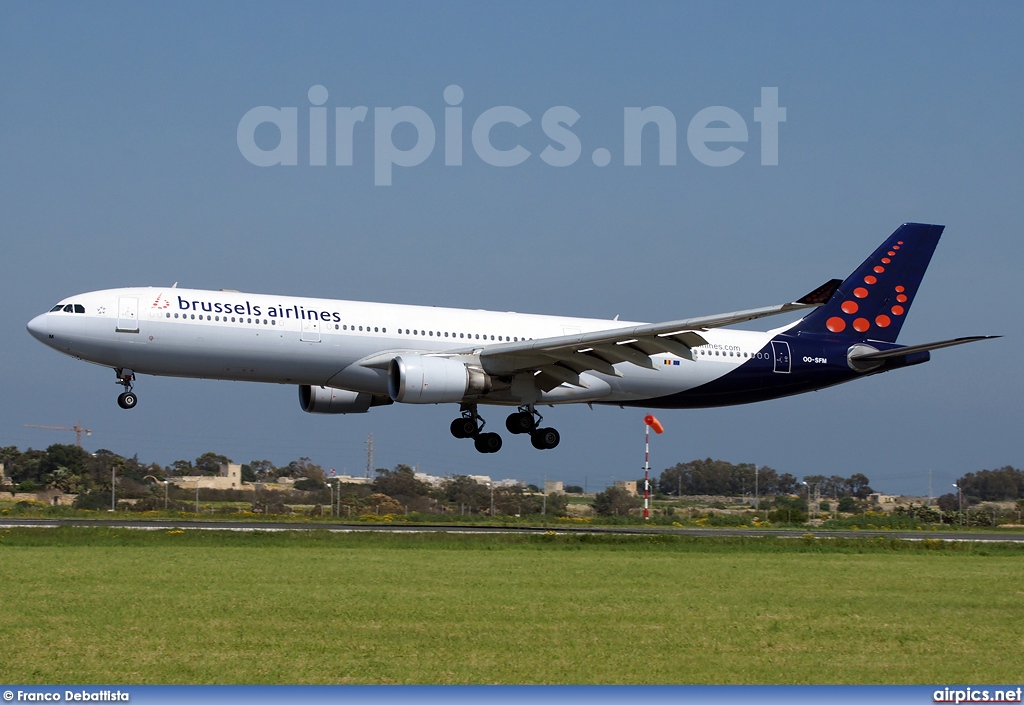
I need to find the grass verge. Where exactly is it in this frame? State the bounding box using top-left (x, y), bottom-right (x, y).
top-left (1, 528), bottom-right (1021, 684)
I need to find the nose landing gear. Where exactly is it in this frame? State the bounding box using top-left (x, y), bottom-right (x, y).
top-left (115, 369), bottom-right (137, 409)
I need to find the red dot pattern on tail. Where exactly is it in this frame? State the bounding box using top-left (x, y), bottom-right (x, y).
top-left (826, 239), bottom-right (910, 335)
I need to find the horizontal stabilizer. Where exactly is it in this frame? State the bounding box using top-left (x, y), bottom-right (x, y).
top-left (848, 335), bottom-right (1000, 361)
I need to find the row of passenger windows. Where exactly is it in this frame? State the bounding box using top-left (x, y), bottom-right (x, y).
top-left (50, 304), bottom-right (85, 313)
top-left (168, 312), bottom-right (279, 325)
top-left (698, 349), bottom-right (756, 358)
top-left (396, 328), bottom-right (524, 342)
top-left (163, 312), bottom-right (528, 341)
top-left (695, 350), bottom-right (774, 360)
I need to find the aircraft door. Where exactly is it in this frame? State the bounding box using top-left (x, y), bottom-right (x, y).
top-left (301, 319), bottom-right (321, 343)
top-left (771, 340), bottom-right (791, 374)
top-left (116, 297), bottom-right (139, 333)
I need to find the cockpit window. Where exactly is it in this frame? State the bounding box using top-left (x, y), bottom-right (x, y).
top-left (74, 304), bottom-right (85, 313)
top-left (63, 304), bottom-right (74, 313)
top-left (50, 305), bottom-right (64, 312)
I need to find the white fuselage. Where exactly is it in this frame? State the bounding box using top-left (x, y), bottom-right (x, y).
top-left (28, 287), bottom-right (774, 406)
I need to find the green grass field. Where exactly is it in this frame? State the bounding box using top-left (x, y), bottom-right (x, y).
top-left (1, 528), bottom-right (1021, 684)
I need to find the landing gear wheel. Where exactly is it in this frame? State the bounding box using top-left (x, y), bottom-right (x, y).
top-left (531, 427), bottom-right (559, 450)
top-left (474, 432), bottom-right (503, 454)
top-left (451, 417), bottom-right (477, 439)
top-left (117, 391), bottom-right (138, 410)
top-left (505, 411), bottom-right (535, 435)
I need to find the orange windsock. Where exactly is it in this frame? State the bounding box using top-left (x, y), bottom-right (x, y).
top-left (644, 414), bottom-right (664, 434)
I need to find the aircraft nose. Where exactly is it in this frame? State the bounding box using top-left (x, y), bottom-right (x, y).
top-left (27, 314), bottom-right (49, 342)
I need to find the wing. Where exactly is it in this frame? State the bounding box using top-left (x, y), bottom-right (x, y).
top-left (459, 279), bottom-right (842, 391)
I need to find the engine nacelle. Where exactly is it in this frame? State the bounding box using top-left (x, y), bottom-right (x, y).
top-left (388, 355), bottom-right (492, 404)
top-left (298, 385), bottom-right (391, 414)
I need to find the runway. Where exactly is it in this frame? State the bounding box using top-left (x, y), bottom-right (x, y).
top-left (3, 517), bottom-right (1023, 542)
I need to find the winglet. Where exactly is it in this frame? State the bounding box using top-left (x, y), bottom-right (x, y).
top-left (795, 279), bottom-right (842, 306)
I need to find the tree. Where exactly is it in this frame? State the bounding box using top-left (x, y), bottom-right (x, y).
top-left (936, 493), bottom-right (959, 513)
top-left (592, 486), bottom-right (641, 516)
top-left (659, 459), bottom-right (792, 497)
top-left (773, 493), bottom-right (808, 513)
top-left (294, 477), bottom-right (326, 491)
top-left (563, 485), bottom-right (583, 494)
top-left (245, 459), bottom-right (277, 482)
top-left (372, 465), bottom-right (429, 500)
top-left (168, 459), bottom-right (193, 476)
top-left (957, 466), bottom-right (1024, 501)
top-left (286, 457), bottom-right (326, 482)
top-left (847, 473), bottom-right (874, 499)
top-left (438, 475), bottom-right (490, 513)
top-left (195, 452), bottom-right (231, 475)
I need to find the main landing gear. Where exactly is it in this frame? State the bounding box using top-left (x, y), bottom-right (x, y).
top-left (450, 405), bottom-right (560, 453)
top-left (115, 368), bottom-right (137, 409)
top-left (450, 405), bottom-right (502, 453)
top-left (505, 406), bottom-right (560, 450)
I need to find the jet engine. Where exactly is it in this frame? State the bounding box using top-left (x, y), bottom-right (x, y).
top-left (387, 355), bottom-right (494, 404)
top-left (298, 385), bottom-right (392, 414)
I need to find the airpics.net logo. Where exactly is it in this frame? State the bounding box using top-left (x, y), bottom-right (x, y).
top-left (236, 85), bottom-right (786, 185)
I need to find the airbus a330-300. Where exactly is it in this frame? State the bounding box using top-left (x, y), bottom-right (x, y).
top-left (27, 223), bottom-right (995, 453)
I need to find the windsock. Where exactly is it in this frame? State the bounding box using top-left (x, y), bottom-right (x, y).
top-left (644, 414), bottom-right (664, 434)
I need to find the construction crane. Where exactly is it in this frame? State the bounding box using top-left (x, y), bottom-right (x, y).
top-left (24, 420), bottom-right (92, 447)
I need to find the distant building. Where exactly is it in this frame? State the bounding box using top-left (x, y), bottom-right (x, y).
top-left (615, 480), bottom-right (638, 496)
top-left (414, 472), bottom-right (444, 487)
top-left (328, 474), bottom-right (371, 485)
top-left (0, 462), bottom-right (10, 487)
top-left (170, 463), bottom-right (242, 490)
top-left (544, 481), bottom-right (564, 495)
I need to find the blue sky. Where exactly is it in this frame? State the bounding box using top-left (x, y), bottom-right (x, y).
top-left (1, 2), bottom-right (1021, 496)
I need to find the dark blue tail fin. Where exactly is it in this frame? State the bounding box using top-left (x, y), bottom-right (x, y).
top-left (794, 223), bottom-right (944, 343)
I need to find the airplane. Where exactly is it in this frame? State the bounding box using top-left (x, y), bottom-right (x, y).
top-left (26, 223), bottom-right (996, 454)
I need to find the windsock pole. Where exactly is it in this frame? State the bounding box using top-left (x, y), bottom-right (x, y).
top-left (644, 423), bottom-right (651, 520)
top-left (642, 415), bottom-right (664, 521)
